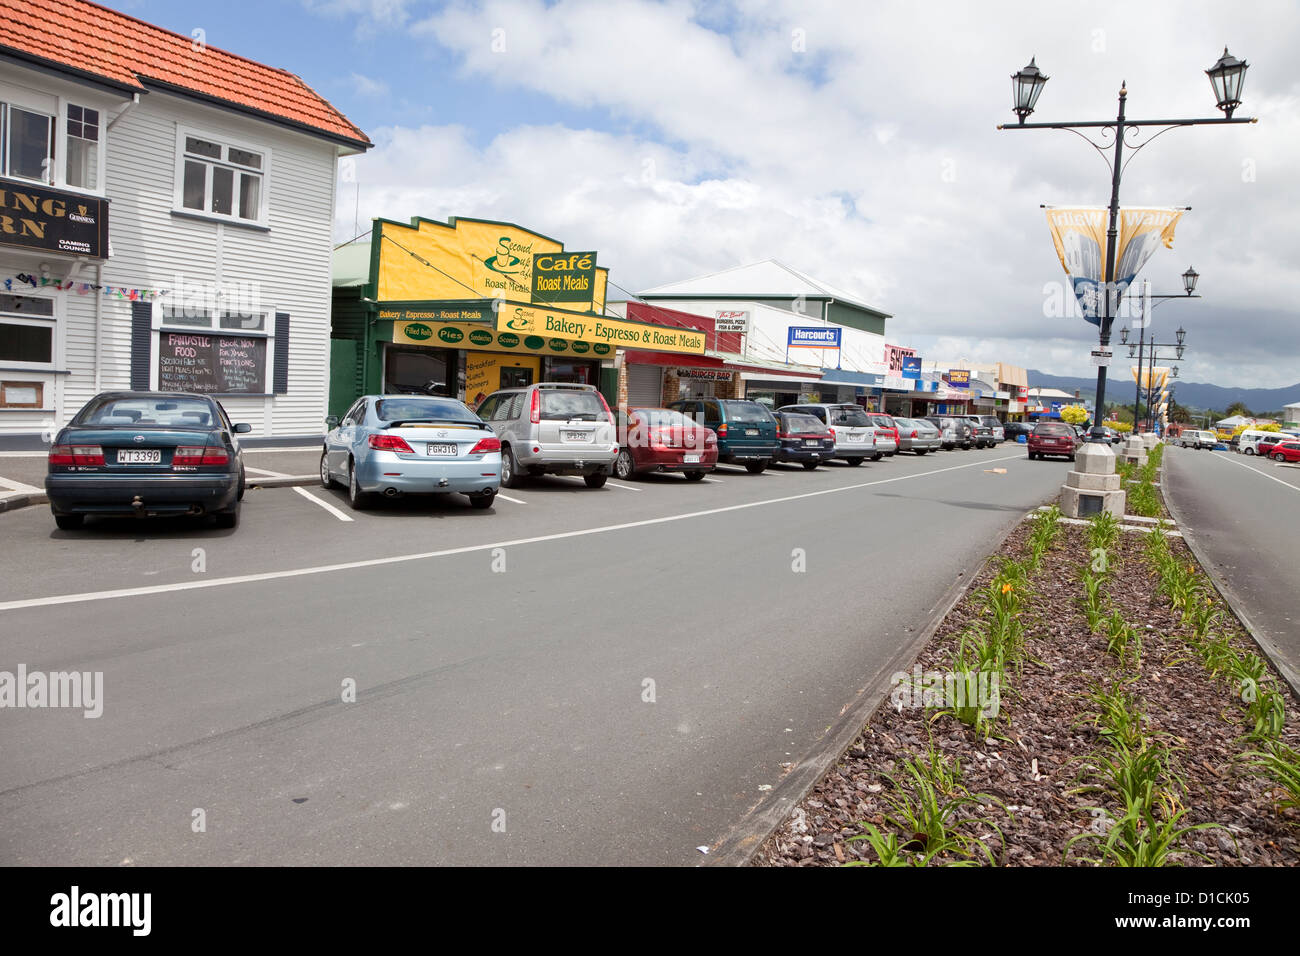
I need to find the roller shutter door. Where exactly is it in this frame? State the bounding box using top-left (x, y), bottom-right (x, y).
top-left (626, 364), bottom-right (663, 408)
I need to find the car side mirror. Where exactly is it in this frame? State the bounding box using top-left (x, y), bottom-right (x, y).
top-left (325, 416), bottom-right (339, 428)
top-left (233, 422), bottom-right (253, 433)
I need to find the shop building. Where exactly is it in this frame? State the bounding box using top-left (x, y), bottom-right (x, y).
top-left (330, 217), bottom-right (709, 413)
top-left (0, 0), bottom-right (370, 446)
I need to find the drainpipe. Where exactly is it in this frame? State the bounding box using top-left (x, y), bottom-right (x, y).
top-left (106, 93), bottom-right (139, 130)
top-left (93, 262), bottom-right (104, 392)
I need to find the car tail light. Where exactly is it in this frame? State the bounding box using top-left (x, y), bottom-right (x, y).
top-left (174, 444), bottom-right (228, 466)
top-left (49, 444), bottom-right (104, 466)
top-left (530, 389), bottom-right (540, 424)
top-left (596, 391), bottom-right (615, 425)
top-left (716, 423), bottom-right (728, 435)
top-left (468, 437), bottom-right (501, 454)
top-left (704, 431), bottom-right (717, 444)
top-left (776, 430), bottom-right (787, 439)
top-left (368, 434), bottom-right (414, 453)
top-left (829, 427), bottom-right (836, 440)
top-left (910, 429), bottom-right (918, 438)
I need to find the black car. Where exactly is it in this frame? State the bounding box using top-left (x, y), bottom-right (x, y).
top-left (1002, 421), bottom-right (1033, 441)
top-left (772, 411), bottom-right (835, 470)
top-left (45, 391), bottom-right (251, 530)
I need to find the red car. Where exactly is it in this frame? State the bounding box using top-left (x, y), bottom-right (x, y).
top-left (612, 407), bottom-right (718, 480)
top-left (867, 413), bottom-right (900, 456)
top-left (1268, 441), bottom-right (1300, 463)
top-left (1028, 421), bottom-right (1079, 461)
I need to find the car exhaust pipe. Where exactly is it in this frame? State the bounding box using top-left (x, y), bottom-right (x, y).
top-left (131, 495), bottom-right (145, 517)
top-left (384, 487), bottom-right (400, 497)
top-left (437, 477), bottom-right (449, 487)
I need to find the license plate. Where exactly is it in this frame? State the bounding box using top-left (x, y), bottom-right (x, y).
top-left (562, 430), bottom-right (592, 442)
top-left (426, 443), bottom-right (457, 456)
top-left (684, 454), bottom-right (700, 463)
top-left (745, 428), bottom-right (758, 436)
top-left (804, 439), bottom-right (820, 446)
top-left (847, 431), bottom-right (864, 442)
top-left (118, 449), bottom-right (161, 464)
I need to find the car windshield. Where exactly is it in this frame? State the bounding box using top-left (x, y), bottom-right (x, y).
top-left (721, 401), bottom-right (772, 424)
top-left (781, 414), bottom-right (828, 435)
top-left (375, 398), bottom-right (480, 425)
top-left (75, 396), bottom-right (219, 428)
top-left (831, 407), bottom-right (871, 427)
top-left (540, 390), bottom-right (605, 421)
top-left (1035, 424), bottom-right (1072, 436)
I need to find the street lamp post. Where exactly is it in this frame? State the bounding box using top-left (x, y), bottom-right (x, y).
top-left (1140, 337), bottom-right (1185, 431)
top-left (999, 52), bottom-right (1253, 444)
top-left (1124, 269), bottom-right (1197, 433)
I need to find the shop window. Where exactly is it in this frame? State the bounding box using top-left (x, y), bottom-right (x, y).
top-left (0, 102), bottom-right (53, 182)
top-left (176, 129), bottom-right (267, 224)
top-left (0, 294), bottom-right (55, 367)
top-left (544, 360), bottom-right (595, 385)
top-left (384, 346), bottom-right (453, 396)
top-left (161, 306), bottom-right (266, 332)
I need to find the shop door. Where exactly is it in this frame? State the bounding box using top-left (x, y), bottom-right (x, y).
top-left (500, 366), bottom-right (534, 388)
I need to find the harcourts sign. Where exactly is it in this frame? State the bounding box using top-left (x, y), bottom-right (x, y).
top-left (787, 326), bottom-right (841, 349)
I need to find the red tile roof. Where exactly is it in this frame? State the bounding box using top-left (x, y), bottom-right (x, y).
top-left (0, 0), bottom-right (369, 147)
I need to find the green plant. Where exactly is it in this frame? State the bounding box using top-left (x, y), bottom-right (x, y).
top-left (875, 757), bottom-right (1008, 866)
top-left (1078, 682), bottom-right (1148, 752)
top-left (937, 633), bottom-right (1004, 733)
top-left (1087, 511), bottom-right (1121, 555)
top-left (1103, 611), bottom-right (1142, 668)
top-left (1066, 791), bottom-right (1224, 866)
top-left (1197, 632), bottom-right (1238, 679)
top-left (1243, 741), bottom-right (1300, 814)
top-left (1186, 596), bottom-right (1225, 642)
top-left (844, 823), bottom-right (917, 867)
top-left (1245, 685), bottom-right (1286, 742)
top-left (1126, 481), bottom-right (1162, 518)
top-left (1081, 569), bottom-right (1107, 632)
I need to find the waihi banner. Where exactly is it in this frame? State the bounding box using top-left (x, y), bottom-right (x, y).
top-left (1045, 207), bottom-right (1184, 325)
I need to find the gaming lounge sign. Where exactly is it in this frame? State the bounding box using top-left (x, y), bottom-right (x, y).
top-left (0, 179), bottom-right (109, 258)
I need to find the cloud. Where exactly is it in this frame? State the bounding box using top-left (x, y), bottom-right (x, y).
top-left (337, 0), bottom-right (1300, 388)
top-left (349, 72), bottom-right (390, 97)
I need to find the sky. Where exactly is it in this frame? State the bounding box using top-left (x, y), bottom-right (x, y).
top-left (107, 0), bottom-right (1300, 388)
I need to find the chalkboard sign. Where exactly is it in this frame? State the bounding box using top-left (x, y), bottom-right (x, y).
top-left (157, 331), bottom-right (267, 394)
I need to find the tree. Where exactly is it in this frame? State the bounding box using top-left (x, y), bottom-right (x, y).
top-left (1059, 405), bottom-right (1089, 425)
top-left (1224, 400), bottom-right (1253, 418)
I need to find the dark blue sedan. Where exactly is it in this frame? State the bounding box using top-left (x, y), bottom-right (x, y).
top-left (773, 411), bottom-right (836, 470)
top-left (45, 391), bottom-right (251, 530)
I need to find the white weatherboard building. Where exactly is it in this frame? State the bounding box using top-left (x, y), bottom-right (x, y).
top-left (0, 0), bottom-right (370, 444)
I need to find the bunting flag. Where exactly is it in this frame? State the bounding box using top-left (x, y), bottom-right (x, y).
top-left (3, 272), bottom-right (168, 300)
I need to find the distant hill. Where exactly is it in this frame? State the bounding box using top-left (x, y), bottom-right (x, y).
top-left (1027, 370), bottom-right (1300, 413)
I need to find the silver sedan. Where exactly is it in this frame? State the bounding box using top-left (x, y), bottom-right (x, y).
top-left (894, 417), bottom-right (942, 455)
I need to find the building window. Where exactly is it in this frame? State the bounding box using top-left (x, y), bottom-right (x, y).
top-left (161, 305), bottom-right (266, 332)
top-left (0, 380), bottom-right (44, 408)
top-left (0, 294), bottom-right (55, 367)
top-left (65, 104), bottom-right (99, 189)
top-left (177, 131), bottom-right (266, 223)
top-left (0, 103), bottom-right (54, 182)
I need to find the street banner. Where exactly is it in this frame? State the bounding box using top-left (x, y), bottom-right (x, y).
top-left (1045, 207), bottom-right (1185, 325)
top-left (1130, 366), bottom-right (1170, 390)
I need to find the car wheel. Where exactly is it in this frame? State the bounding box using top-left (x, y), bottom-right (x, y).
top-left (1068, 454), bottom-right (1076, 462)
top-left (1028, 452), bottom-right (1036, 460)
top-left (916, 449), bottom-right (927, 456)
top-left (613, 449), bottom-right (635, 481)
top-left (872, 452), bottom-right (883, 461)
top-left (801, 461), bottom-right (819, 471)
top-left (846, 457), bottom-right (864, 467)
top-left (584, 472), bottom-right (608, 488)
top-left (745, 461), bottom-right (768, 474)
top-left (320, 450), bottom-right (338, 488)
top-left (54, 513), bottom-right (84, 530)
top-left (347, 459), bottom-right (371, 510)
top-left (1245, 447), bottom-right (1255, 455)
top-left (685, 470), bottom-right (707, 481)
top-left (213, 503), bottom-right (239, 529)
top-left (470, 490), bottom-right (496, 509)
top-left (500, 446), bottom-right (519, 488)
top-left (1274, 452), bottom-right (1286, 462)
top-left (237, 469), bottom-right (246, 501)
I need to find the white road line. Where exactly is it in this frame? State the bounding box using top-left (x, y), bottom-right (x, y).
top-left (243, 446), bottom-right (321, 453)
top-left (554, 474), bottom-right (642, 491)
top-left (495, 493), bottom-right (527, 505)
top-left (0, 477), bottom-right (43, 494)
top-left (0, 451), bottom-right (47, 458)
top-left (1210, 450), bottom-right (1300, 492)
top-left (701, 477), bottom-right (724, 483)
top-left (291, 486), bottom-right (355, 522)
top-left (0, 452), bottom-right (1024, 612)
top-left (244, 466), bottom-right (289, 478)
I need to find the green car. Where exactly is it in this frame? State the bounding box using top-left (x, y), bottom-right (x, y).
top-left (667, 399), bottom-right (778, 473)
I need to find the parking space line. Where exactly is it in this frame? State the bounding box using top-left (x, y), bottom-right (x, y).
top-left (245, 466), bottom-right (289, 478)
top-left (496, 493), bottom-right (527, 504)
top-left (553, 474), bottom-right (642, 491)
top-left (701, 477), bottom-right (724, 483)
top-left (0, 452), bottom-right (1024, 612)
top-left (291, 486), bottom-right (355, 521)
top-left (0, 476), bottom-right (43, 494)
top-left (1211, 450), bottom-right (1300, 492)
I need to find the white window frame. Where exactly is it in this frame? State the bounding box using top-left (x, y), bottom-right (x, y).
top-left (157, 303), bottom-right (270, 334)
top-left (0, 293), bottom-right (60, 371)
top-left (172, 125), bottom-right (270, 227)
top-left (0, 81), bottom-right (109, 195)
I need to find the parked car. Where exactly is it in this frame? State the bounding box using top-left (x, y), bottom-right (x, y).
top-left (1027, 421), bottom-right (1079, 461)
top-left (1267, 441), bottom-right (1300, 463)
top-left (668, 398), bottom-right (779, 473)
top-left (322, 394), bottom-right (501, 509)
top-left (777, 403), bottom-right (881, 464)
top-left (962, 416), bottom-right (995, 448)
top-left (866, 413), bottom-right (901, 456)
top-left (1178, 429), bottom-right (1219, 450)
top-left (475, 383), bottom-right (618, 488)
top-left (972, 415), bottom-right (1006, 442)
top-left (1002, 421), bottom-right (1033, 442)
top-left (1244, 432), bottom-right (1287, 456)
top-left (45, 391), bottom-right (250, 530)
top-left (926, 415), bottom-right (973, 450)
top-left (893, 417), bottom-right (942, 455)
top-left (612, 407), bottom-right (718, 480)
top-left (772, 411), bottom-right (836, 469)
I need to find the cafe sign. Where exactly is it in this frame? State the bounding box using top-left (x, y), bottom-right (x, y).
top-left (0, 179), bottom-right (109, 258)
top-left (496, 305), bottom-right (706, 355)
top-left (531, 251), bottom-right (597, 303)
top-left (395, 320), bottom-right (614, 357)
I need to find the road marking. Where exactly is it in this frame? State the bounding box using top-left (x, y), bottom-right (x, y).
top-left (496, 493), bottom-right (527, 504)
top-left (0, 476), bottom-right (43, 494)
top-left (701, 477), bottom-right (724, 483)
top-left (1210, 451), bottom-right (1300, 493)
top-left (291, 486), bottom-right (355, 521)
top-left (243, 446), bottom-right (321, 453)
top-left (0, 452), bottom-right (1025, 612)
top-left (554, 474), bottom-right (642, 491)
top-left (245, 466), bottom-right (289, 478)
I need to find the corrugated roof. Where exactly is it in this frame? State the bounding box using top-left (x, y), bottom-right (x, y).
top-left (640, 259), bottom-right (890, 318)
top-left (0, 0), bottom-right (369, 147)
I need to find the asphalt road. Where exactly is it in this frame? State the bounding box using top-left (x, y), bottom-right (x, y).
top-left (1164, 445), bottom-right (1300, 691)
top-left (1, 445), bottom-right (1066, 865)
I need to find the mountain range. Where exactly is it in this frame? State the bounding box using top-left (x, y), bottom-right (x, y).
top-left (1027, 370), bottom-right (1300, 414)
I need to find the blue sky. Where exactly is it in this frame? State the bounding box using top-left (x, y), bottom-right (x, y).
top-left (102, 1), bottom-right (1300, 389)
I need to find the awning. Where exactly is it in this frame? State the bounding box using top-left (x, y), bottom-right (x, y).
top-left (623, 350), bottom-right (724, 368)
top-left (817, 368), bottom-right (879, 387)
top-left (739, 372), bottom-right (824, 384)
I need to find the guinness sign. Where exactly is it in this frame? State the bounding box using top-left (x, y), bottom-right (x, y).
top-left (0, 178), bottom-right (109, 258)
